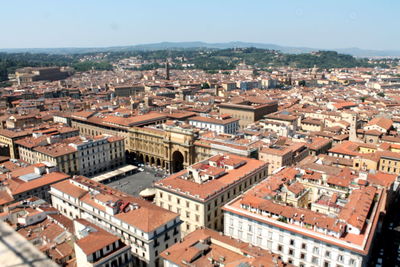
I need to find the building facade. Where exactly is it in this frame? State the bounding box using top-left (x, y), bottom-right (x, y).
top-left (222, 167), bottom-right (387, 267)
top-left (22, 135), bottom-right (125, 177)
top-left (154, 154), bottom-right (268, 236)
top-left (188, 115), bottom-right (239, 134)
top-left (74, 219), bottom-right (133, 267)
top-left (219, 100), bottom-right (278, 129)
top-left (50, 176), bottom-right (182, 267)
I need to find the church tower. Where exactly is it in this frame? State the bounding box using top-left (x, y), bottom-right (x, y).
top-left (165, 60), bottom-right (170, 80)
top-left (349, 114), bottom-right (360, 142)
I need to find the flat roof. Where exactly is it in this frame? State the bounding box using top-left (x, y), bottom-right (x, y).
top-left (92, 165), bottom-right (138, 182)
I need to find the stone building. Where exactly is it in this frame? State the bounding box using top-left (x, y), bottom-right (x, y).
top-left (219, 100), bottom-right (278, 129)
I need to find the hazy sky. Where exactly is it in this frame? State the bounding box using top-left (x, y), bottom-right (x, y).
top-left (1, 0), bottom-right (399, 50)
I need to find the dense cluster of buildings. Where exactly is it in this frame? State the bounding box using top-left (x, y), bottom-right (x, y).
top-left (0, 57), bottom-right (399, 266)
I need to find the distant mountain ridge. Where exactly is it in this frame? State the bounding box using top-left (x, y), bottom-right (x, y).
top-left (1, 41), bottom-right (399, 57)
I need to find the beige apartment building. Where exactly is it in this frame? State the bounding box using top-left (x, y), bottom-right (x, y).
top-left (259, 142), bottom-right (309, 174)
top-left (110, 84), bottom-right (145, 97)
top-left (300, 118), bottom-right (324, 132)
top-left (154, 154), bottom-right (268, 236)
top-left (219, 100), bottom-right (278, 129)
top-left (19, 134), bottom-right (125, 177)
top-left (378, 151), bottom-right (400, 175)
top-left (0, 124), bottom-right (79, 159)
top-left (259, 145), bottom-right (293, 174)
top-left (70, 110), bottom-right (167, 150)
top-left (0, 128), bottom-right (32, 158)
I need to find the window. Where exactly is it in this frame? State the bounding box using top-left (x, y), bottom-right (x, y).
top-left (290, 239), bottom-right (295, 246)
top-left (289, 249), bottom-right (294, 256)
top-left (313, 246), bottom-right (319, 254)
top-left (268, 231), bottom-right (272, 239)
top-left (186, 201), bottom-right (189, 208)
top-left (312, 256), bottom-right (319, 265)
top-left (337, 255), bottom-right (344, 263)
top-left (247, 233), bottom-right (252, 242)
top-left (257, 227), bottom-right (262, 236)
top-left (349, 258), bottom-right (356, 266)
top-left (325, 250), bottom-right (330, 258)
top-left (229, 227), bottom-right (234, 235)
top-left (324, 261), bottom-right (330, 267)
top-left (300, 253), bottom-right (305, 259)
top-left (279, 234), bottom-right (283, 242)
top-left (301, 243), bottom-right (307, 250)
top-left (277, 245), bottom-right (282, 251)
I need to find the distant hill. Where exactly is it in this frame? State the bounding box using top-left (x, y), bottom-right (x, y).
top-left (1, 42), bottom-right (399, 57)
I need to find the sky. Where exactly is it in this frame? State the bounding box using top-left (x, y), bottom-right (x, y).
top-left (1, 0), bottom-right (399, 50)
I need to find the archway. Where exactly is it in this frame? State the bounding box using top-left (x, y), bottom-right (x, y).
top-left (156, 158), bottom-right (161, 167)
top-left (145, 155), bottom-right (149, 164)
top-left (172, 151), bottom-right (184, 173)
top-left (139, 154), bottom-right (144, 163)
top-left (150, 157), bottom-right (155, 165)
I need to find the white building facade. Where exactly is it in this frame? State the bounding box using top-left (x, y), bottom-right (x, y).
top-left (189, 116), bottom-right (239, 134)
top-left (50, 177), bottom-right (181, 267)
top-left (223, 202), bottom-right (376, 267)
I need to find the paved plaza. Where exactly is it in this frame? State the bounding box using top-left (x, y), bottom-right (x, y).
top-left (105, 166), bottom-right (167, 196)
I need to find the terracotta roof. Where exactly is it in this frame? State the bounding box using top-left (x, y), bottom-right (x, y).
top-left (155, 154), bottom-right (267, 201)
top-left (51, 176), bottom-right (179, 232)
top-left (338, 186), bottom-right (376, 230)
top-left (75, 219), bottom-right (121, 256)
top-left (160, 228), bottom-right (290, 267)
top-left (365, 117), bottom-right (393, 130)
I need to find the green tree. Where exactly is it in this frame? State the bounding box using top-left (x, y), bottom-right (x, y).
top-left (201, 82), bottom-right (210, 89)
top-left (377, 92), bottom-right (385, 97)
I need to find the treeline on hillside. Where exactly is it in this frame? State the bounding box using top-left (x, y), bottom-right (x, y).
top-left (0, 48), bottom-right (387, 85)
top-left (105, 48), bottom-right (375, 70)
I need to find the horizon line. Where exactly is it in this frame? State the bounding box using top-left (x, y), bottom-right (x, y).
top-left (0, 41), bottom-right (398, 52)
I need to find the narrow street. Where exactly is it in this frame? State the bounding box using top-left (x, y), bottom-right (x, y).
top-left (369, 195), bottom-right (400, 266)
